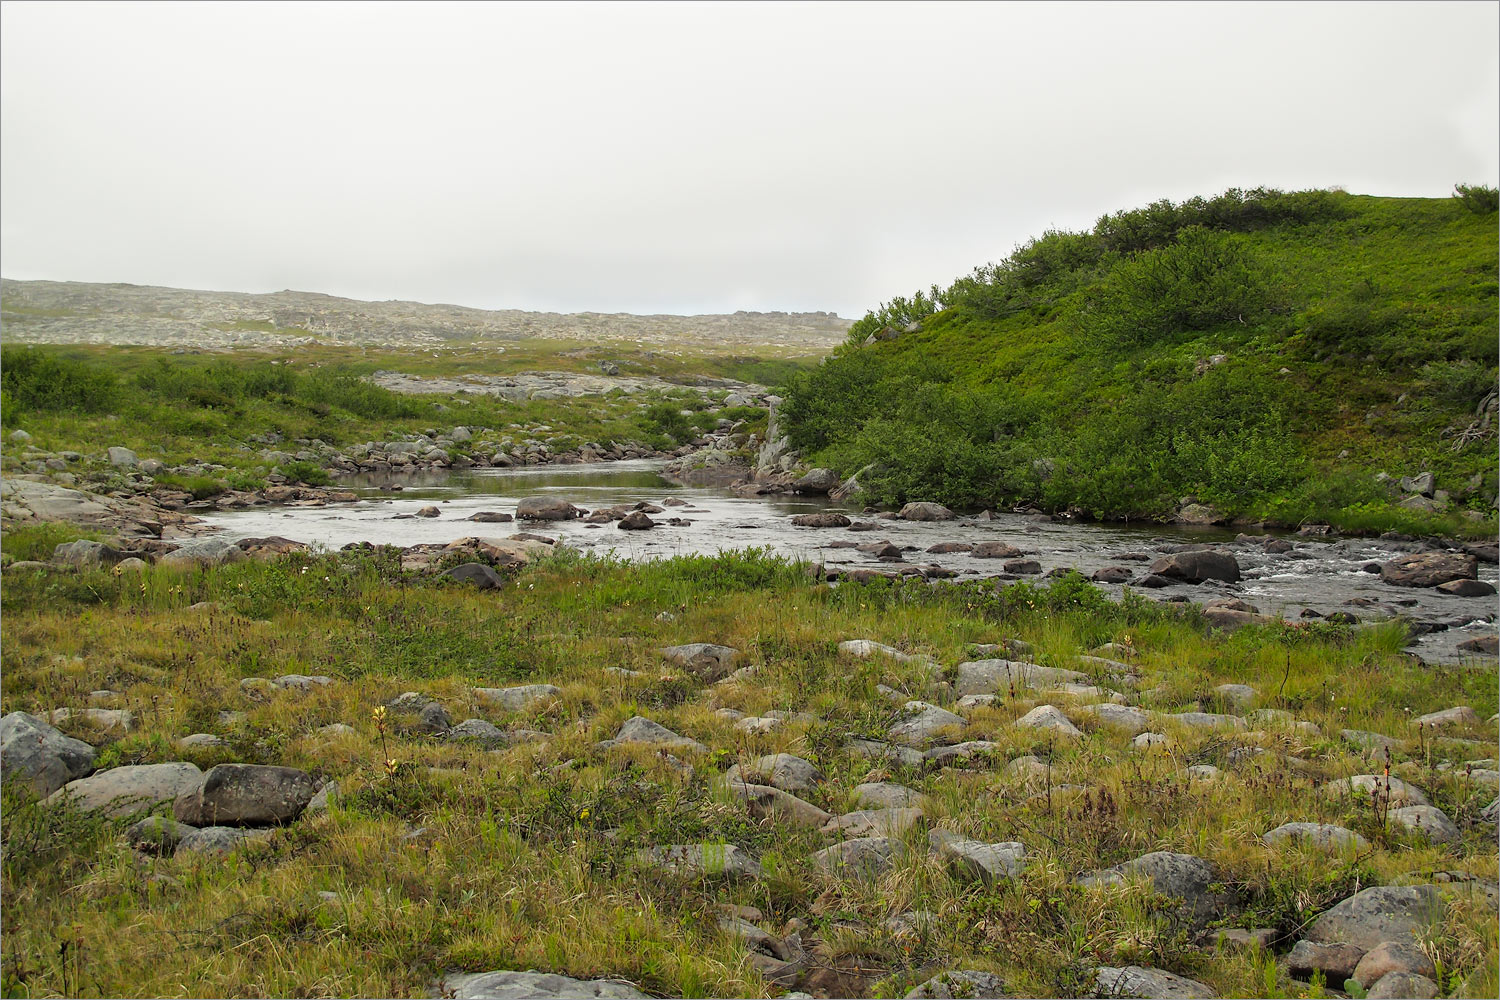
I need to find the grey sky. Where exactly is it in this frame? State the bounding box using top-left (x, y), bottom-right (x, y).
top-left (2, 1), bottom-right (1496, 319)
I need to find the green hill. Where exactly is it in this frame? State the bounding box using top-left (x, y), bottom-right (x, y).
top-left (781, 187), bottom-right (1499, 534)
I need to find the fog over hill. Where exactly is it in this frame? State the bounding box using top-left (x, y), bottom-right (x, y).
top-left (0, 279), bottom-right (851, 350)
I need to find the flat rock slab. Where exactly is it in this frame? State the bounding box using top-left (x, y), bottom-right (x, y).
top-left (46, 762), bottom-right (203, 819)
top-left (1076, 703), bottom-right (1149, 733)
top-left (1263, 822), bottom-right (1370, 852)
top-left (474, 684), bottom-right (563, 712)
top-left (0, 711), bottom-right (97, 797)
top-left (1092, 966), bottom-right (1216, 999)
top-left (1165, 711), bottom-right (1246, 730)
top-left (442, 971), bottom-right (648, 999)
top-left (930, 829), bottom-right (1027, 883)
top-left (955, 659), bottom-right (1085, 696)
top-left (638, 843), bottom-right (762, 879)
top-left (1305, 884), bottom-right (1443, 952)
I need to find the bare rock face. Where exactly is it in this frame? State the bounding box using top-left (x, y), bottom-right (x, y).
top-left (1147, 549), bottom-right (1240, 584)
top-left (173, 763), bottom-right (319, 826)
top-left (1380, 552), bottom-right (1478, 588)
top-left (0, 711), bottom-right (97, 797)
top-left (515, 496), bottom-right (583, 521)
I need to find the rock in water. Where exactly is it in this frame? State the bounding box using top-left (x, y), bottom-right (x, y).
top-left (514, 496), bottom-right (583, 521)
top-left (1147, 550), bottom-right (1240, 584)
top-left (1380, 552), bottom-right (1478, 588)
top-left (899, 501), bottom-right (955, 521)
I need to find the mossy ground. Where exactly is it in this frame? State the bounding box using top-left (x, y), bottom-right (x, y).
top-left (1, 546), bottom-right (1495, 998)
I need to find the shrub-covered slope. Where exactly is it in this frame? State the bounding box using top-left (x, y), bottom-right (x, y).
top-left (782, 189), bottom-right (1498, 533)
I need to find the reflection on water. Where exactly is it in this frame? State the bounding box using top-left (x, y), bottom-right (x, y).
top-left (200, 459), bottom-right (1496, 662)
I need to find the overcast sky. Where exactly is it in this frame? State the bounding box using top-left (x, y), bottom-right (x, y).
top-left (2, 1), bottom-right (1496, 318)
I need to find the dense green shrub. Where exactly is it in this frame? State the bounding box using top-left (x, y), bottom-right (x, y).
top-left (1, 345), bottom-right (120, 419)
top-left (280, 460), bottom-right (331, 486)
top-left (1454, 183), bottom-right (1499, 214)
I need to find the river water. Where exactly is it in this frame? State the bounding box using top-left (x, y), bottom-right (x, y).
top-left (200, 459), bottom-right (1498, 663)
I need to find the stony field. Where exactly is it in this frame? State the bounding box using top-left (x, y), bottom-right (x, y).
top-left (1, 541), bottom-right (1496, 999)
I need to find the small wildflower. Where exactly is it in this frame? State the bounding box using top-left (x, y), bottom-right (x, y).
top-left (384, 758), bottom-right (399, 776)
top-left (578, 808), bottom-right (590, 821)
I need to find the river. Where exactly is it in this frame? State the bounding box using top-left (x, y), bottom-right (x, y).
top-left (200, 459), bottom-right (1498, 663)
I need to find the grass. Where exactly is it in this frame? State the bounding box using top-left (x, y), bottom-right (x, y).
top-left (1, 548), bottom-right (1495, 998)
top-left (783, 190), bottom-right (1499, 536)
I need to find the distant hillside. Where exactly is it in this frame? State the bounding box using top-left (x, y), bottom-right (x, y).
top-left (781, 187), bottom-right (1498, 532)
top-left (0, 280), bottom-right (851, 350)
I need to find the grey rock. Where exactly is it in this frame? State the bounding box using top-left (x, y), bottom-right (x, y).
top-left (514, 496), bottom-right (583, 521)
top-left (177, 733), bottom-right (229, 749)
top-left (9, 429), bottom-right (32, 443)
top-left (728, 781), bottom-right (830, 827)
top-left (1077, 703), bottom-right (1149, 733)
top-left (1262, 822), bottom-right (1370, 852)
top-left (1086, 851), bottom-right (1229, 927)
top-left (1366, 972), bottom-right (1439, 999)
top-left (658, 643), bottom-right (740, 681)
top-left (1412, 705), bottom-right (1479, 729)
top-left (899, 501), bottom-right (955, 521)
top-left (274, 674), bottom-right (333, 693)
top-left (1436, 578), bottom-right (1497, 597)
top-left (612, 716), bottom-right (704, 752)
top-left (47, 762), bottom-right (203, 818)
top-left (175, 825), bottom-right (274, 857)
top-left (1305, 884), bottom-right (1444, 951)
top-left (792, 468), bottom-right (841, 494)
top-left (1380, 552), bottom-right (1478, 588)
top-left (173, 763), bottom-right (319, 826)
top-left (904, 970), bottom-right (1008, 999)
top-left (811, 836), bottom-right (906, 877)
top-left (305, 780), bottom-right (338, 813)
top-left (1389, 805), bottom-right (1461, 845)
top-left (955, 659), bottom-right (1085, 696)
top-left (924, 740), bottom-right (1000, 766)
top-left (442, 562), bottom-right (506, 589)
top-left (0, 711), bottom-right (96, 797)
top-left (617, 511), bottom-right (655, 530)
top-left (846, 738), bottom-right (925, 769)
top-left (929, 828), bottom-right (1027, 883)
top-left (1352, 940), bottom-right (1437, 985)
top-left (1167, 711), bottom-right (1246, 730)
top-left (889, 701), bottom-right (968, 745)
top-left (1214, 683), bottom-right (1257, 708)
top-left (1014, 705), bottom-right (1083, 737)
top-left (790, 511), bottom-right (851, 527)
top-left (839, 639), bottom-right (932, 664)
top-left (45, 707), bottom-right (135, 732)
top-left (442, 971), bottom-right (648, 999)
top-left (1147, 550), bottom-right (1240, 584)
top-left (1133, 732), bottom-right (1170, 749)
top-left (723, 753), bottom-right (824, 795)
top-left (1343, 729), bottom-right (1401, 752)
top-left (52, 539), bottom-right (127, 567)
top-left (474, 684), bottom-right (563, 712)
top-left (1284, 939), bottom-right (1365, 981)
top-left (107, 446), bottom-right (138, 467)
top-left (1322, 775), bottom-right (1430, 808)
top-left (448, 719), bottom-right (506, 742)
top-left (638, 843), bottom-right (762, 880)
top-left (125, 815), bottom-right (196, 855)
top-left (852, 781), bottom-right (921, 808)
top-left (1091, 966), bottom-right (1215, 999)
top-left (158, 537), bottom-right (248, 568)
top-left (822, 807), bottom-right (923, 838)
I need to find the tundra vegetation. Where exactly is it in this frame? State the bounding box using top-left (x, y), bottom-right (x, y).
top-left (780, 189), bottom-right (1499, 536)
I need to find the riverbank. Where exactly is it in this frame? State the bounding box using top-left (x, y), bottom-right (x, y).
top-left (1, 544), bottom-right (1496, 999)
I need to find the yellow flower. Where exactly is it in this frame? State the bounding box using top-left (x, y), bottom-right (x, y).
top-left (384, 758), bottom-right (399, 776)
top-left (579, 808), bottom-right (590, 821)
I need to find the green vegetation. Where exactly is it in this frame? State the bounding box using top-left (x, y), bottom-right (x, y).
top-left (1, 549), bottom-right (1495, 997)
top-left (782, 189), bottom-right (1498, 534)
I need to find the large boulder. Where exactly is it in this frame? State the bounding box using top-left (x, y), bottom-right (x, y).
top-left (173, 763), bottom-right (319, 826)
top-left (441, 562), bottom-right (506, 589)
top-left (1380, 552), bottom-right (1478, 588)
top-left (0, 711), bottom-right (97, 797)
top-left (52, 539), bottom-right (128, 568)
top-left (790, 512), bottom-right (851, 528)
top-left (792, 468), bottom-right (841, 494)
top-left (442, 972), bottom-right (647, 999)
top-left (1147, 550), bottom-right (1240, 584)
top-left (46, 762), bottom-right (203, 818)
top-left (1262, 822), bottom-right (1369, 852)
top-left (899, 502), bottom-right (955, 521)
top-left (955, 659), bottom-right (1085, 696)
top-left (658, 643), bottom-right (740, 681)
top-left (514, 496), bottom-right (583, 521)
top-left (1305, 884), bottom-right (1443, 952)
top-left (929, 829), bottom-right (1027, 884)
top-left (1082, 852), bottom-right (1229, 927)
top-left (971, 541), bottom-right (1022, 560)
top-left (610, 716), bottom-right (705, 752)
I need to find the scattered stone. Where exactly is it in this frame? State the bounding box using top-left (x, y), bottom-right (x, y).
top-left (1284, 939), bottom-right (1365, 981)
top-left (0, 711), bottom-right (97, 797)
top-left (724, 753), bottom-right (824, 795)
top-left (617, 511), bottom-right (655, 530)
top-left (448, 719), bottom-right (506, 742)
top-left (1013, 704), bottom-right (1082, 737)
top-left (924, 740), bottom-right (1000, 766)
top-left (45, 707), bottom-right (136, 732)
top-left (474, 684), bottom-right (563, 712)
top-left (1077, 703), bottom-right (1149, 733)
top-left (175, 826), bottom-right (274, 857)
top-left (904, 970), bottom-right (1008, 999)
top-left (846, 737), bottom-right (924, 769)
top-left (1412, 705), bottom-right (1479, 729)
top-left (791, 512), bottom-right (851, 527)
top-left (177, 733), bottom-right (229, 750)
top-left (1147, 550), bottom-right (1240, 584)
top-left (416, 505), bottom-right (440, 518)
top-left (639, 843), bottom-right (762, 880)
top-left (1323, 775), bottom-right (1431, 808)
top-left (1214, 683), bottom-right (1257, 708)
top-left (52, 539), bottom-right (128, 567)
top-left (658, 643), bottom-right (740, 681)
top-left (1167, 712), bottom-right (1246, 730)
top-left (1305, 884), bottom-right (1443, 952)
top-left (1365, 972), bottom-right (1439, 999)
top-left (1082, 852), bottom-right (1228, 926)
top-left (899, 502), bottom-right (955, 521)
top-left (442, 972), bottom-right (648, 1000)
top-left (611, 716), bottom-right (705, 752)
top-left (823, 807), bottom-right (923, 838)
top-left (955, 659), bottom-right (1085, 696)
top-left (889, 702), bottom-right (968, 744)
top-left (46, 762), bottom-right (203, 818)
top-left (173, 763), bottom-right (319, 826)
top-left (929, 828), bottom-right (1027, 883)
top-left (305, 780), bottom-right (338, 813)
top-left (1092, 566), bottom-right (1133, 584)
top-left (1436, 579), bottom-right (1496, 597)
top-left (106, 446), bottom-right (138, 467)
top-left (1456, 634), bottom-right (1498, 655)
top-left (852, 782), bottom-right (922, 808)
top-left (469, 511), bottom-right (513, 523)
top-left (839, 639), bottom-right (931, 664)
top-left (811, 836), bottom-right (906, 877)
top-left (158, 537), bottom-right (248, 568)
top-left (1388, 805), bottom-right (1461, 845)
top-left (1091, 966), bottom-right (1215, 999)
top-left (1342, 729), bottom-right (1401, 752)
top-left (971, 541), bottom-right (1022, 559)
top-left (728, 782), bottom-right (830, 828)
top-left (1262, 822), bottom-right (1370, 852)
top-left (441, 562), bottom-right (506, 589)
top-left (514, 496), bottom-right (584, 521)
top-left (1133, 732), bottom-right (1170, 749)
top-left (1380, 552), bottom-right (1478, 588)
top-left (125, 815), bottom-right (196, 855)
top-left (1352, 940), bottom-right (1437, 986)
